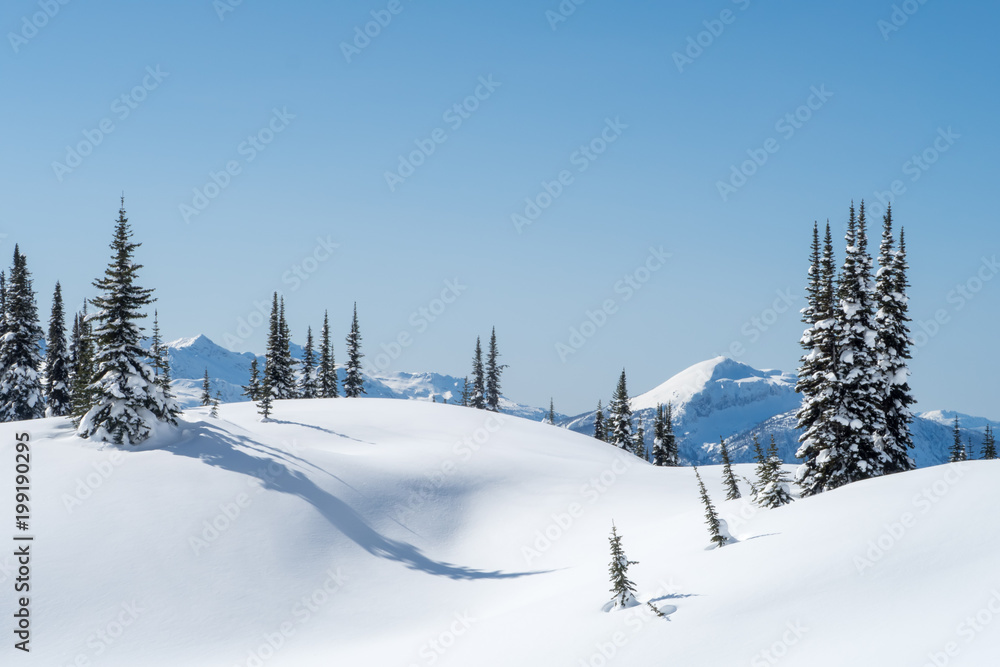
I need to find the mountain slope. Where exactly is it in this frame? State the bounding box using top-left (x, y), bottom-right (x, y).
top-left (3, 401), bottom-right (997, 666)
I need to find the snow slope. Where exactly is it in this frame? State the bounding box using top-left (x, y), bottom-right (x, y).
top-left (1, 401), bottom-right (998, 666)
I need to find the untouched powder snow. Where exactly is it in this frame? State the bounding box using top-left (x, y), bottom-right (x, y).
top-left (1, 400), bottom-right (997, 666)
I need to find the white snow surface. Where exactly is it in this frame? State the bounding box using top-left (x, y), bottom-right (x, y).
top-left (2, 400), bottom-right (998, 666)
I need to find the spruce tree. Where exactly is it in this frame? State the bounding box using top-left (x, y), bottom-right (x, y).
top-left (210, 392), bottom-right (220, 418)
top-left (607, 523), bottom-right (639, 609)
top-left (547, 398), bottom-right (555, 425)
top-left (875, 205), bottom-right (915, 474)
top-left (0, 246), bottom-right (45, 422)
top-left (150, 318), bottom-right (180, 420)
top-left (460, 376), bottom-right (470, 407)
top-left (160, 354), bottom-right (180, 420)
top-left (318, 310), bottom-right (338, 398)
top-left (44, 282), bottom-right (73, 417)
top-left (344, 303), bottom-right (365, 398)
top-left (966, 436), bottom-right (974, 461)
top-left (300, 326), bottom-right (317, 398)
top-left (633, 415), bottom-right (646, 460)
top-left (200, 369), bottom-right (212, 407)
top-left (651, 404), bottom-right (667, 465)
top-left (263, 294), bottom-right (296, 399)
top-left (485, 327), bottom-right (505, 411)
top-left (78, 199), bottom-right (175, 444)
top-left (748, 434), bottom-right (769, 504)
top-left (277, 297), bottom-right (297, 398)
top-left (719, 436), bottom-right (741, 500)
top-left (148, 310), bottom-right (164, 382)
top-left (757, 435), bottom-right (794, 508)
top-left (694, 467), bottom-right (727, 548)
top-left (70, 305), bottom-right (96, 420)
top-left (263, 294), bottom-right (282, 398)
top-left (981, 425), bottom-right (996, 460)
top-left (0, 271), bottom-right (5, 338)
top-left (242, 358), bottom-right (261, 401)
top-left (949, 416), bottom-right (966, 462)
top-left (661, 402), bottom-right (679, 466)
top-left (257, 376), bottom-right (273, 421)
top-left (594, 400), bottom-right (606, 442)
top-left (795, 221), bottom-right (841, 495)
top-left (470, 337), bottom-right (486, 409)
top-left (608, 369), bottom-right (633, 451)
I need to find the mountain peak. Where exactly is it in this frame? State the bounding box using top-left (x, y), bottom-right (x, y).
top-left (630, 356), bottom-right (780, 412)
top-left (168, 334), bottom-right (216, 350)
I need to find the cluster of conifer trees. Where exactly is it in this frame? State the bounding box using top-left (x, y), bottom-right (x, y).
top-left (795, 202), bottom-right (917, 495)
top-left (0, 199), bottom-right (177, 444)
top-left (588, 369), bottom-right (679, 467)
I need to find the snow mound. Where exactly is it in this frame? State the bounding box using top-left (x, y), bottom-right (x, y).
top-left (3, 401), bottom-right (998, 665)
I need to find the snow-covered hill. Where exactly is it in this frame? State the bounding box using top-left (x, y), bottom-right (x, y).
top-left (3, 401), bottom-right (997, 666)
top-left (163, 334), bottom-right (557, 422)
top-left (564, 356), bottom-right (998, 467)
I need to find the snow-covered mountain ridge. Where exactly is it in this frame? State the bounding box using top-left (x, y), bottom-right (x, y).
top-left (162, 334), bottom-right (557, 422)
top-left (563, 356), bottom-right (997, 468)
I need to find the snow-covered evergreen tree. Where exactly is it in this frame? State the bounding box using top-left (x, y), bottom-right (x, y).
top-left (210, 392), bottom-right (220, 418)
top-left (44, 282), bottom-right (73, 417)
top-left (594, 400), bottom-right (606, 442)
top-left (78, 200), bottom-right (176, 444)
top-left (608, 369), bottom-right (633, 451)
top-left (263, 294), bottom-right (296, 400)
top-left (257, 376), bottom-right (273, 421)
top-left (796, 222), bottom-right (840, 495)
top-left (485, 327), bottom-right (505, 411)
top-left (277, 298), bottom-right (297, 398)
top-left (719, 437), bottom-right (741, 500)
top-left (200, 369), bottom-right (212, 407)
top-left (70, 304), bottom-right (96, 420)
top-left (242, 358), bottom-right (261, 401)
top-left (875, 205), bottom-right (915, 474)
top-left (546, 398), bottom-right (555, 425)
top-left (795, 222), bottom-right (828, 438)
top-left (748, 434), bottom-right (768, 504)
top-left (633, 415), bottom-right (646, 460)
top-left (344, 302), bottom-right (365, 398)
top-left (147, 311), bottom-right (180, 420)
top-left (318, 310), bottom-right (338, 398)
top-left (460, 376), bottom-right (470, 407)
top-left (757, 435), bottom-right (794, 508)
top-left (469, 337), bottom-right (486, 409)
top-left (662, 403), bottom-right (678, 466)
top-left (300, 326), bottom-right (317, 398)
top-left (982, 425), bottom-right (997, 460)
top-left (694, 467), bottom-right (727, 548)
top-left (949, 416), bottom-right (967, 462)
top-left (0, 246), bottom-right (45, 422)
top-left (607, 522), bottom-right (639, 609)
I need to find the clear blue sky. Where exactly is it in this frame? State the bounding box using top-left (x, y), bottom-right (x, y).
top-left (2, 0), bottom-right (997, 418)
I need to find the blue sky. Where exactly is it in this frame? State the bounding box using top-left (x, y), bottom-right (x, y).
top-left (2, 0), bottom-right (997, 418)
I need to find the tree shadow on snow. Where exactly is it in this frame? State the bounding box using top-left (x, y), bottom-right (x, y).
top-left (168, 423), bottom-right (548, 581)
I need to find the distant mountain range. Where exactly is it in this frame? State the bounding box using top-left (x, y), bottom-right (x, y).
top-left (163, 336), bottom-right (996, 468)
top-left (162, 334), bottom-right (556, 422)
top-left (562, 356), bottom-right (998, 467)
